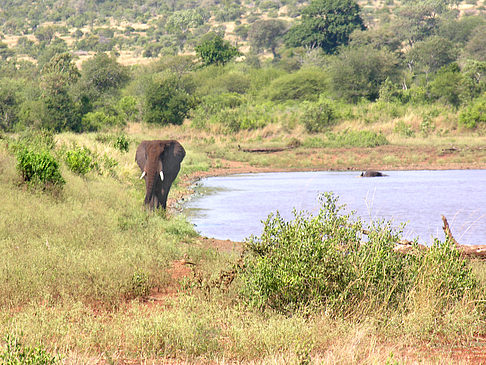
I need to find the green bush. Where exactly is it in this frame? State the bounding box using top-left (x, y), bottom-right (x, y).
top-left (240, 193), bottom-right (477, 315)
top-left (15, 147), bottom-right (65, 186)
top-left (80, 110), bottom-right (121, 132)
top-left (326, 130), bottom-right (389, 147)
top-left (265, 68), bottom-right (328, 102)
top-left (64, 146), bottom-right (95, 175)
top-left (302, 99), bottom-right (337, 133)
top-left (0, 334), bottom-right (61, 365)
top-left (113, 134), bottom-right (130, 152)
top-left (458, 94), bottom-right (486, 128)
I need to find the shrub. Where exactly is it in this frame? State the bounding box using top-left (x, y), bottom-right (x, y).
top-left (80, 110), bottom-right (121, 132)
top-left (240, 193), bottom-right (477, 315)
top-left (458, 94), bottom-right (486, 129)
top-left (302, 99), bottom-right (337, 133)
top-left (265, 68), bottom-right (328, 102)
top-left (0, 334), bottom-right (61, 365)
top-left (15, 147), bottom-right (65, 186)
top-left (64, 146), bottom-right (95, 175)
top-left (113, 134), bottom-right (130, 152)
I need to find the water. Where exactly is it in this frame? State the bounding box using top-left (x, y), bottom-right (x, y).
top-left (183, 170), bottom-right (486, 245)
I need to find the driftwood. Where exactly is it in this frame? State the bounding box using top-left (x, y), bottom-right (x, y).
top-left (442, 215), bottom-right (486, 259)
top-left (238, 141), bottom-right (301, 154)
top-left (364, 216), bottom-right (486, 259)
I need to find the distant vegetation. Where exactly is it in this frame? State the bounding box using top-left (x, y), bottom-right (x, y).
top-left (0, 0), bottom-right (485, 136)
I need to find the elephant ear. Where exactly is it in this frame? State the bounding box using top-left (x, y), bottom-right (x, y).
top-left (135, 141), bottom-right (149, 171)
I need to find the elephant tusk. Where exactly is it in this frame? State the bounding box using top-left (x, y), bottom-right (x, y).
top-left (140, 171), bottom-right (146, 179)
top-left (160, 171), bottom-right (164, 181)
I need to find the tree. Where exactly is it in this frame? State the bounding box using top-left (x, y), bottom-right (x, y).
top-left (39, 53), bottom-right (81, 132)
top-left (406, 36), bottom-right (457, 76)
top-left (329, 45), bottom-right (399, 102)
top-left (284, 0), bottom-right (365, 54)
top-left (144, 73), bottom-right (193, 125)
top-left (464, 26), bottom-right (486, 62)
top-left (79, 53), bottom-right (129, 99)
top-left (195, 34), bottom-right (240, 66)
top-left (248, 19), bottom-right (288, 58)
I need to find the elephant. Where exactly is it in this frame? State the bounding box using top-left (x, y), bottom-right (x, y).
top-left (360, 170), bottom-right (386, 177)
top-left (135, 140), bottom-right (186, 210)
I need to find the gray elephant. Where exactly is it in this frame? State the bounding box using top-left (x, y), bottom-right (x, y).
top-left (135, 140), bottom-right (186, 209)
top-left (360, 170), bottom-right (386, 177)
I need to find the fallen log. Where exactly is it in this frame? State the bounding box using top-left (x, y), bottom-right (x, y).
top-left (362, 217), bottom-right (486, 259)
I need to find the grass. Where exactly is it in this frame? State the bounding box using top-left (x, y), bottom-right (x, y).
top-left (0, 120), bottom-right (486, 363)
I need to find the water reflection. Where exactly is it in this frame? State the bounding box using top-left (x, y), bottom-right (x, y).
top-left (183, 170), bottom-right (486, 245)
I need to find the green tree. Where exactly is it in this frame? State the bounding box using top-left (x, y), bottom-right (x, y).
top-left (429, 63), bottom-right (464, 108)
top-left (0, 79), bottom-right (20, 131)
top-left (248, 19), bottom-right (288, 58)
top-left (284, 0), bottom-right (365, 54)
top-left (406, 36), bottom-right (457, 76)
top-left (329, 45), bottom-right (399, 102)
top-left (195, 34), bottom-right (240, 66)
top-left (78, 52), bottom-right (129, 104)
top-left (39, 52), bottom-right (81, 131)
top-left (464, 26), bottom-right (486, 62)
top-left (144, 73), bottom-right (193, 125)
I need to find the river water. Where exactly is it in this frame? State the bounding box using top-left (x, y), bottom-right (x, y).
top-left (183, 170), bottom-right (486, 245)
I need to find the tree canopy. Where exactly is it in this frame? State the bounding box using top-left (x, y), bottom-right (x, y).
top-left (284, 0), bottom-right (365, 54)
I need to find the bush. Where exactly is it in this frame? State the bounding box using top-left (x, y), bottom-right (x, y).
top-left (64, 146), bottom-right (95, 175)
top-left (113, 134), bottom-right (130, 152)
top-left (0, 334), bottom-right (61, 365)
top-left (15, 147), bottom-right (65, 186)
top-left (240, 193), bottom-right (477, 315)
top-left (458, 94), bottom-right (486, 129)
top-left (265, 68), bottom-right (328, 102)
top-left (302, 99), bottom-right (336, 133)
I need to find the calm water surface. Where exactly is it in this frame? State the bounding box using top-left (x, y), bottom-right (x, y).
top-left (183, 170), bottom-right (486, 245)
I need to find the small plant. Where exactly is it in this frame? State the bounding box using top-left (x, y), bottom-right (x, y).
top-left (0, 333), bottom-right (61, 364)
top-left (16, 147), bottom-right (65, 187)
top-left (64, 146), bottom-right (95, 175)
top-left (127, 271), bottom-right (150, 299)
top-left (394, 121), bottom-right (415, 137)
top-left (113, 134), bottom-right (129, 152)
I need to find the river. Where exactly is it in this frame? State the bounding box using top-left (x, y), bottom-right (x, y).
top-left (183, 170), bottom-right (486, 245)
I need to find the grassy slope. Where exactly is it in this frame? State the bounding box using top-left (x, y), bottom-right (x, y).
top-left (0, 124), bottom-right (485, 363)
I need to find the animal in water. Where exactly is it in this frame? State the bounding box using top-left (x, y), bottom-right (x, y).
top-left (135, 140), bottom-right (185, 209)
top-left (360, 170), bottom-right (386, 177)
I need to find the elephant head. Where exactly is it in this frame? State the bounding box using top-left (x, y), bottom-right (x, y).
top-left (135, 140), bottom-right (186, 209)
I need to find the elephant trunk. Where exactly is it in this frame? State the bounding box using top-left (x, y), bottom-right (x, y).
top-left (144, 157), bottom-right (163, 207)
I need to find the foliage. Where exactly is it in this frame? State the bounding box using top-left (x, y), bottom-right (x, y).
top-left (429, 63), bottom-right (464, 108)
top-left (195, 34), bottom-right (241, 66)
top-left (0, 334), bottom-right (61, 365)
top-left (329, 45), bottom-right (399, 102)
top-left (284, 0), bottom-right (365, 54)
top-left (406, 36), bottom-right (458, 75)
top-left (265, 68), bottom-right (328, 102)
top-left (248, 19), bottom-right (288, 57)
top-left (15, 146), bottom-right (65, 186)
top-left (144, 73), bottom-right (193, 125)
top-left (64, 146), bottom-right (95, 175)
top-left (113, 134), bottom-right (130, 152)
top-left (302, 98), bottom-right (337, 133)
top-left (241, 193), bottom-right (477, 314)
top-left (458, 94), bottom-right (486, 129)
